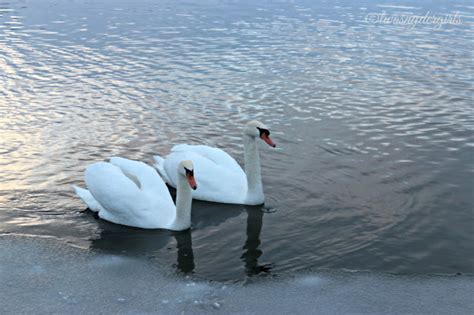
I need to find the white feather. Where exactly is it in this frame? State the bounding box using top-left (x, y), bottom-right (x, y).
top-left (153, 121), bottom-right (275, 205)
top-left (73, 157), bottom-right (193, 230)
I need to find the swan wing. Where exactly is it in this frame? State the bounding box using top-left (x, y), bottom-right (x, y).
top-left (109, 157), bottom-right (169, 192)
top-left (73, 185), bottom-right (105, 212)
top-left (163, 144), bottom-right (247, 203)
top-left (171, 144), bottom-right (242, 172)
top-left (153, 155), bottom-right (173, 184)
top-left (85, 161), bottom-right (175, 228)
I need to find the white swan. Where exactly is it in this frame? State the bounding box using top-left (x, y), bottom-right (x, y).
top-left (73, 157), bottom-right (197, 230)
top-left (154, 121), bottom-right (275, 205)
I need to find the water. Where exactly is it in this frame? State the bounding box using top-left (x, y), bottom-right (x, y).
top-left (0, 0), bottom-right (473, 281)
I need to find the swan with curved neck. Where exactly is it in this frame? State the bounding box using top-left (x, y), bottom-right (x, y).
top-left (73, 157), bottom-right (197, 230)
top-left (154, 120), bottom-right (275, 205)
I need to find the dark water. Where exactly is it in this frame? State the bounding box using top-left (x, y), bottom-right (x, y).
top-left (0, 0), bottom-right (473, 281)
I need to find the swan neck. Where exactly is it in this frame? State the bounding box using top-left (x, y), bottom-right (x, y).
top-left (173, 175), bottom-right (192, 230)
top-left (243, 135), bottom-right (263, 197)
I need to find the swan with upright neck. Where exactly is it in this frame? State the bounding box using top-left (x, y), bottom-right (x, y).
top-left (73, 157), bottom-right (197, 230)
top-left (154, 121), bottom-right (275, 205)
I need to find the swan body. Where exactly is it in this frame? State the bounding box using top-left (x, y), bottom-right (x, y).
top-left (154, 121), bottom-right (275, 205)
top-left (73, 157), bottom-right (196, 230)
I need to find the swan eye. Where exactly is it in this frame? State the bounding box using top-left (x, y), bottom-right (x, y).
top-left (257, 127), bottom-right (270, 137)
top-left (184, 167), bottom-right (194, 176)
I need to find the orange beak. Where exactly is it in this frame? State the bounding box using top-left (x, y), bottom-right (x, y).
top-left (187, 174), bottom-right (197, 190)
top-left (261, 133), bottom-right (276, 147)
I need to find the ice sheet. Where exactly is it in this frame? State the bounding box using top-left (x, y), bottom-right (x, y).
top-left (1, 236), bottom-right (472, 314)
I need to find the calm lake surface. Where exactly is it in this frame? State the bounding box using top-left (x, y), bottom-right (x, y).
top-left (1, 0), bottom-right (473, 281)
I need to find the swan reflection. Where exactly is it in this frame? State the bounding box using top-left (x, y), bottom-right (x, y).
top-left (90, 219), bottom-right (195, 274)
top-left (89, 203), bottom-right (272, 278)
top-left (173, 229), bottom-right (194, 274)
top-left (241, 205), bottom-right (273, 276)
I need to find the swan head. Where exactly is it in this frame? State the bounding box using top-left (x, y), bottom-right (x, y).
top-left (178, 160), bottom-right (197, 190)
top-left (244, 120), bottom-right (276, 148)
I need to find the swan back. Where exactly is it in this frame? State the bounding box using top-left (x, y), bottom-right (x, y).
top-left (85, 161), bottom-right (176, 228)
top-left (160, 144), bottom-right (248, 204)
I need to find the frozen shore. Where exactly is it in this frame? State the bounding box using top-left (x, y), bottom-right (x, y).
top-left (1, 235), bottom-right (472, 314)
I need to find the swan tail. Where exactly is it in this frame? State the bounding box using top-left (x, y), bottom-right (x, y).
top-left (72, 185), bottom-right (103, 213)
top-left (153, 155), bottom-right (171, 184)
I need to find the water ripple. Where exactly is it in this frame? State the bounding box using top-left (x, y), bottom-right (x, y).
top-left (0, 0), bottom-right (473, 279)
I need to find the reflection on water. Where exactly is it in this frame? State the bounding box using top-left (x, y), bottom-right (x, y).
top-left (90, 203), bottom-right (271, 280)
top-left (241, 206), bottom-right (272, 277)
top-left (91, 222), bottom-right (197, 275)
top-left (174, 229), bottom-right (195, 274)
top-left (0, 0), bottom-right (473, 280)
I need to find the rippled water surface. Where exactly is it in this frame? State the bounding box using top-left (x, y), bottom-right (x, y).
top-left (1, 0), bottom-right (473, 280)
